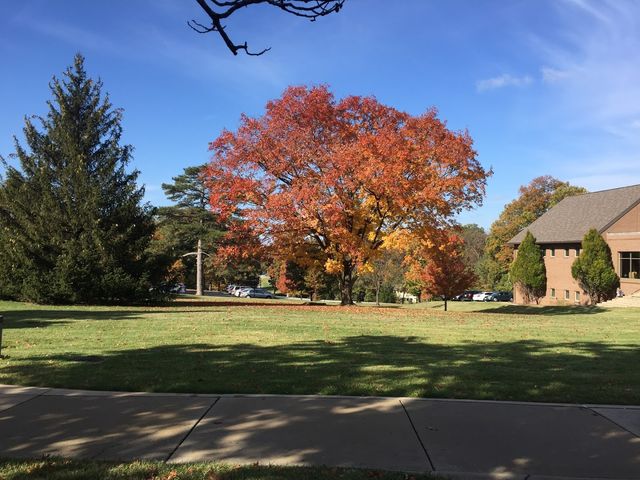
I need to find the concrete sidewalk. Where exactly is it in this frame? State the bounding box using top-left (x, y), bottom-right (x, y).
top-left (1, 385), bottom-right (639, 479)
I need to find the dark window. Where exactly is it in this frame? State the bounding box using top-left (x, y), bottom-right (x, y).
top-left (620, 252), bottom-right (640, 279)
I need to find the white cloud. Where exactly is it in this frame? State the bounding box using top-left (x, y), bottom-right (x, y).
top-left (532, 0), bottom-right (640, 128)
top-left (476, 74), bottom-right (533, 92)
top-left (562, 0), bottom-right (613, 24)
top-left (559, 154), bottom-right (640, 191)
top-left (541, 66), bottom-right (570, 84)
top-left (568, 172), bottom-right (640, 192)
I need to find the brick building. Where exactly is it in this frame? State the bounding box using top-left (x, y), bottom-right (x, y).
top-left (508, 184), bottom-right (640, 305)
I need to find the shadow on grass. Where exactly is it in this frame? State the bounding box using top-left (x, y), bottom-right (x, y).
top-left (172, 300), bottom-right (300, 308)
top-left (480, 305), bottom-right (607, 315)
top-left (0, 309), bottom-right (226, 329)
top-left (2, 335), bottom-right (639, 405)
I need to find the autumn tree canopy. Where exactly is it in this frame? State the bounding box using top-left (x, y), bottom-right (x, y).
top-left (479, 176), bottom-right (586, 290)
top-left (205, 85), bottom-right (489, 304)
top-left (406, 231), bottom-right (475, 311)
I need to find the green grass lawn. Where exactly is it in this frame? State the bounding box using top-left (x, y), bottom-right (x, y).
top-left (0, 457), bottom-right (434, 480)
top-left (1, 297), bottom-right (639, 404)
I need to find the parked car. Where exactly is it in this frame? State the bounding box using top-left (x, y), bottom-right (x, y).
top-left (151, 282), bottom-right (186, 295)
top-left (485, 291), bottom-right (513, 302)
top-left (455, 290), bottom-right (480, 301)
top-left (242, 288), bottom-right (275, 299)
top-left (237, 287), bottom-right (252, 297)
top-left (472, 291), bottom-right (494, 301)
top-left (169, 283), bottom-right (186, 294)
top-left (233, 286), bottom-right (252, 297)
top-left (230, 286), bottom-right (243, 296)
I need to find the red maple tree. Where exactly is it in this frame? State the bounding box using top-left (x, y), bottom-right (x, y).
top-left (205, 86), bottom-right (489, 304)
top-left (406, 231), bottom-right (476, 311)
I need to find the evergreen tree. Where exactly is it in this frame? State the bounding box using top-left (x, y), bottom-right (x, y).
top-left (510, 231), bottom-right (546, 304)
top-left (0, 54), bottom-right (154, 304)
top-left (482, 176), bottom-right (586, 289)
top-left (147, 165), bottom-right (224, 288)
top-left (572, 228), bottom-right (619, 304)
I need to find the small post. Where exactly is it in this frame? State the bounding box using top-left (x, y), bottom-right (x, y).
top-left (0, 315), bottom-right (4, 358)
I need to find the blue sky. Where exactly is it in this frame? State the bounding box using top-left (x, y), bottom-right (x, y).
top-left (2, 0), bottom-right (639, 228)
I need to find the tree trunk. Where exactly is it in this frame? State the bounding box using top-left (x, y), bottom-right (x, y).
top-left (339, 260), bottom-right (356, 306)
top-left (444, 298), bottom-right (448, 311)
top-left (375, 280), bottom-right (380, 306)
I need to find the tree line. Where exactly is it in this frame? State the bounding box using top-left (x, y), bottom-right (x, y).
top-left (0, 55), bottom-right (618, 306)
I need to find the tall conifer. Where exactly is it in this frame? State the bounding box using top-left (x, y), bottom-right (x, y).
top-left (510, 231), bottom-right (547, 304)
top-left (0, 54), bottom-right (154, 303)
top-left (572, 229), bottom-right (619, 304)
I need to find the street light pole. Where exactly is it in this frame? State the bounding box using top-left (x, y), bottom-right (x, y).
top-left (182, 239), bottom-right (210, 297)
top-left (196, 238), bottom-right (203, 296)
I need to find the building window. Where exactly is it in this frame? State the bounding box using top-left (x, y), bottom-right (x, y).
top-left (550, 288), bottom-right (556, 298)
top-left (620, 252), bottom-right (640, 279)
top-left (564, 290), bottom-right (570, 300)
top-left (550, 248), bottom-right (555, 257)
top-left (564, 248), bottom-right (569, 257)
top-left (575, 291), bottom-right (580, 302)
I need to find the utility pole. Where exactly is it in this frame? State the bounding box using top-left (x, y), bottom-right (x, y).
top-left (196, 239), bottom-right (203, 296)
top-left (183, 239), bottom-right (210, 296)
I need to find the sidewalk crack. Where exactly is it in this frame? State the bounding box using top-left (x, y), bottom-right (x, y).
top-left (165, 396), bottom-right (220, 462)
top-left (0, 388), bottom-right (50, 414)
top-left (399, 399), bottom-right (436, 471)
top-left (587, 406), bottom-right (640, 439)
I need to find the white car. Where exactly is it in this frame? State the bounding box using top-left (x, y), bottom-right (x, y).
top-left (472, 291), bottom-right (494, 301)
top-left (234, 286), bottom-right (253, 297)
top-left (231, 285), bottom-right (247, 296)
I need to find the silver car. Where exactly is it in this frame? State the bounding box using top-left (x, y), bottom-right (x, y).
top-left (242, 288), bottom-right (275, 299)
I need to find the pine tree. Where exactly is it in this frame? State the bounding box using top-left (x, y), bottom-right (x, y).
top-left (0, 54), bottom-right (154, 304)
top-left (572, 229), bottom-right (619, 304)
top-left (510, 231), bottom-right (546, 304)
top-left (147, 165), bottom-right (224, 289)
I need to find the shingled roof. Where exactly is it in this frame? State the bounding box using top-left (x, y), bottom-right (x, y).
top-left (509, 184), bottom-right (640, 245)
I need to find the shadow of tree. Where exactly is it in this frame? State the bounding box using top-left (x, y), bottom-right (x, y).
top-left (2, 335), bottom-right (638, 404)
top-left (480, 305), bottom-right (608, 315)
top-left (0, 309), bottom-right (224, 329)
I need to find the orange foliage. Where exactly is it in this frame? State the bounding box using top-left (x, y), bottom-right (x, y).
top-left (406, 230), bottom-right (475, 301)
top-left (205, 85), bottom-right (489, 303)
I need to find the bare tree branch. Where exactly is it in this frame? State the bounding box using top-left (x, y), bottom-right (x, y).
top-left (192, 0), bottom-right (346, 56)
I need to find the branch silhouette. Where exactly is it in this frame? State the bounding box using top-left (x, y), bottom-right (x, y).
top-left (190, 0), bottom-right (345, 55)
